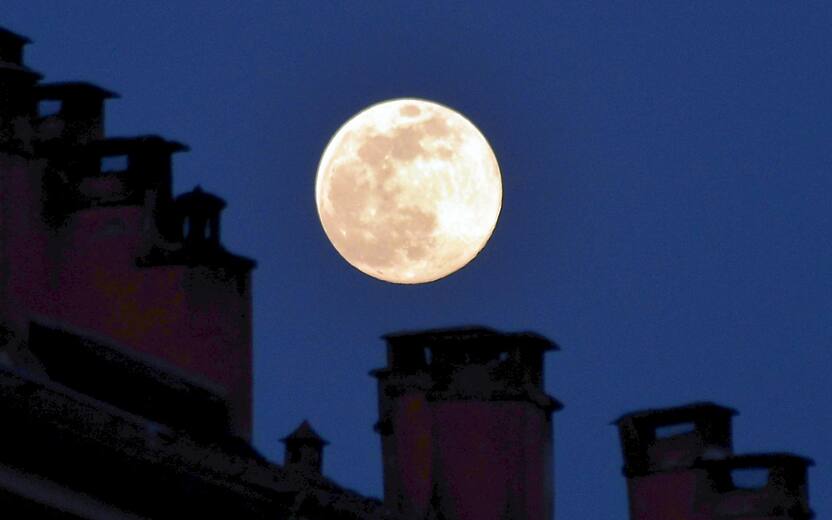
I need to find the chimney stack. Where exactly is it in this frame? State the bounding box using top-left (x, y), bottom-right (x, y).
top-left (615, 403), bottom-right (814, 520)
top-left (700, 454), bottom-right (813, 520)
top-left (373, 326), bottom-right (561, 520)
top-left (281, 420), bottom-right (328, 475)
top-left (35, 82), bottom-right (118, 145)
top-left (0, 27), bottom-right (41, 151)
top-left (175, 186), bottom-right (226, 248)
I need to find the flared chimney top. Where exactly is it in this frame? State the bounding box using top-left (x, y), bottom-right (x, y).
top-left (0, 26), bottom-right (32, 67)
top-left (382, 325), bottom-right (558, 351)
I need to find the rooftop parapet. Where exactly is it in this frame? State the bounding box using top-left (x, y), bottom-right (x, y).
top-left (699, 453), bottom-right (814, 519)
top-left (615, 401), bottom-right (736, 477)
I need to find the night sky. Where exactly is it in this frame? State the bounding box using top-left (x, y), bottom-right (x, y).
top-left (6, 2), bottom-right (831, 518)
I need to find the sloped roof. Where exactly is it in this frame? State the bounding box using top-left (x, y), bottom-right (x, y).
top-left (281, 420), bottom-right (330, 446)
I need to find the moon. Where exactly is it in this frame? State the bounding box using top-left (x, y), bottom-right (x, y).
top-left (315, 98), bottom-right (502, 284)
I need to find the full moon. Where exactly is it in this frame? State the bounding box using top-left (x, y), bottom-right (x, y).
top-left (315, 98), bottom-right (502, 284)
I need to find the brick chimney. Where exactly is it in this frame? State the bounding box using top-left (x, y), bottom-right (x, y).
top-left (373, 326), bottom-right (561, 520)
top-left (35, 82), bottom-right (118, 145)
top-left (700, 454), bottom-right (813, 520)
top-left (0, 27), bottom-right (41, 151)
top-left (175, 186), bottom-right (226, 249)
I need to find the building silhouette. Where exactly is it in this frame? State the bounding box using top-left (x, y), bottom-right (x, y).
top-left (0, 26), bottom-right (813, 519)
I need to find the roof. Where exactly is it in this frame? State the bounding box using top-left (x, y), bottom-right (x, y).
top-left (27, 321), bottom-right (231, 437)
top-left (0, 27), bottom-right (41, 79)
top-left (0, 324), bottom-right (393, 519)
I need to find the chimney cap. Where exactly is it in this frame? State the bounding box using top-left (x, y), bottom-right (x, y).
top-left (176, 186), bottom-right (227, 212)
top-left (280, 420), bottom-right (329, 446)
top-left (89, 135), bottom-right (189, 156)
top-left (612, 401), bottom-right (737, 426)
top-left (0, 26), bottom-right (32, 45)
top-left (697, 452), bottom-right (814, 470)
top-left (0, 27), bottom-right (41, 78)
top-left (36, 81), bottom-right (120, 100)
top-left (382, 325), bottom-right (559, 351)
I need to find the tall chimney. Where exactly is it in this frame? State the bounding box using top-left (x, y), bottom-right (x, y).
top-left (281, 420), bottom-right (329, 475)
top-left (373, 326), bottom-right (561, 520)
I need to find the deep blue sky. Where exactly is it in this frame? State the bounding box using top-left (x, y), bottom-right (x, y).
top-left (6, 2), bottom-right (831, 518)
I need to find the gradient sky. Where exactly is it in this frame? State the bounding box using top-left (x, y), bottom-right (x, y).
top-left (5, 3), bottom-right (831, 518)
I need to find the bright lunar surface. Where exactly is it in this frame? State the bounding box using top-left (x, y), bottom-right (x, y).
top-left (315, 99), bottom-right (502, 284)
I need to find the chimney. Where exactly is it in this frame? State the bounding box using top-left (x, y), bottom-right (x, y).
top-left (51, 136), bottom-right (187, 232)
top-left (0, 27), bottom-right (41, 151)
top-left (281, 420), bottom-right (328, 474)
top-left (0, 27), bottom-right (30, 66)
top-left (35, 82), bottom-right (118, 145)
top-left (373, 326), bottom-right (561, 520)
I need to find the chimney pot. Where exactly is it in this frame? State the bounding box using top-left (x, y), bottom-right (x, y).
top-left (281, 420), bottom-right (328, 474)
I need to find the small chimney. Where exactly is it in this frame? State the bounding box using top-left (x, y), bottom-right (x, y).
top-left (0, 26), bottom-right (31, 66)
top-left (280, 420), bottom-right (328, 474)
top-left (0, 27), bottom-right (41, 149)
top-left (701, 453), bottom-right (814, 519)
top-left (35, 82), bottom-right (118, 144)
top-left (614, 401), bottom-right (736, 477)
top-left (175, 186), bottom-right (226, 247)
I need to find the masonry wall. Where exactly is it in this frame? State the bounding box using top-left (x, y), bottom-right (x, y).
top-left (0, 29), bottom-right (254, 437)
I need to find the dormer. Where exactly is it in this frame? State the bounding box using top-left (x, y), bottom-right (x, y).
top-left (615, 402), bottom-right (736, 477)
top-left (35, 82), bottom-right (118, 144)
